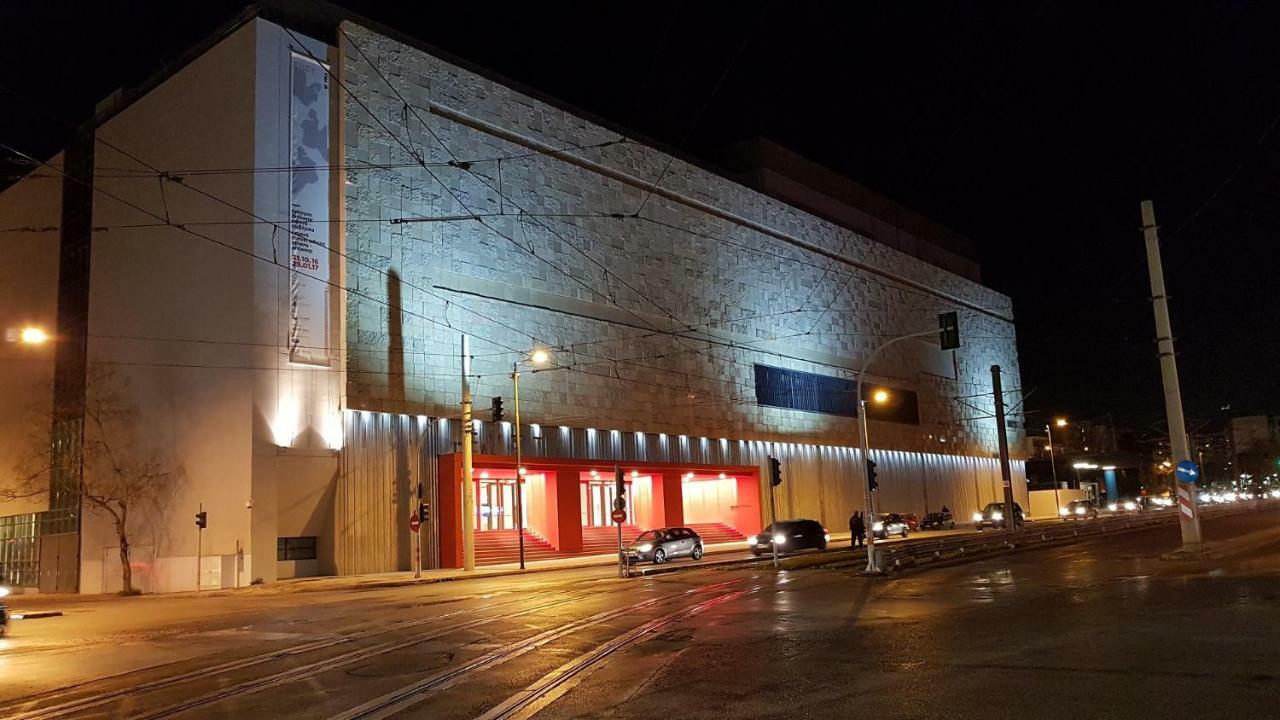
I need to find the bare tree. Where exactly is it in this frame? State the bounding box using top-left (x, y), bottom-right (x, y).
top-left (3, 363), bottom-right (184, 594)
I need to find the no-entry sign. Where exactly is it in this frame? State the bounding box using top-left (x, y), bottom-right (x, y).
top-left (610, 508), bottom-right (627, 524)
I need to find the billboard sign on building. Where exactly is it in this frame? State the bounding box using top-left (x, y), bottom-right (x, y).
top-left (287, 52), bottom-right (331, 366)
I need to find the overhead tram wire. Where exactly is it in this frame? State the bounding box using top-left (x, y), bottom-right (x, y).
top-left (326, 26), bottom-right (1000, 378)
top-left (328, 28), bottom-right (727, 377)
top-left (4, 142), bottom-right (761, 403)
top-left (627, 0), bottom-right (774, 218)
top-left (1, 135), bottom-right (769, 401)
top-left (0, 142), bottom-right (531, 362)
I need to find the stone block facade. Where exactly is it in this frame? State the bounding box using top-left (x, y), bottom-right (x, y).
top-left (337, 21), bottom-right (1024, 460)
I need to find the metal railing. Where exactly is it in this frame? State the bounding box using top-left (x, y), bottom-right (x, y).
top-left (879, 500), bottom-right (1278, 572)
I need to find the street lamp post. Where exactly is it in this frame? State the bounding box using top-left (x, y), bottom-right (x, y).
top-left (857, 329), bottom-right (938, 574)
top-left (1047, 418), bottom-right (1066, 516)
top-left (511, 349), bottom-right (548, 570)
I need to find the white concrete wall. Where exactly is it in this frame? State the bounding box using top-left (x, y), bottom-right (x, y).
top-left (77, 19), bottom-right (340, 592)
top-left (0, 160), bottom-right (61, 516)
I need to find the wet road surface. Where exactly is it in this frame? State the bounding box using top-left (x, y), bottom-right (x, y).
top-left (1, 508), bottom-right (1277, 719)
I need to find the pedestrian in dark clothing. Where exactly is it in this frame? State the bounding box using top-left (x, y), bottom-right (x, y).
top-left (849, 511), bottom-right (866, 548)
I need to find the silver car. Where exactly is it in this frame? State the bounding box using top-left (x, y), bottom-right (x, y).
top-left (625, 527), bottom-right (704, 564)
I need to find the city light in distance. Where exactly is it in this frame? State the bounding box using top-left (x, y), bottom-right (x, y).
top-left (1054, 417), bottom-right (1068, 427)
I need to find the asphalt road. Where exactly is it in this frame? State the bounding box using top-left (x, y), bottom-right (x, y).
top-left (2, 508), bottom-right (1277, 720)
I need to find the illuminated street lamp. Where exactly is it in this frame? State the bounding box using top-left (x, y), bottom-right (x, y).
top-left (18, 327), bottom-right (49, 345)
top-left (872, 388), bottom-right (891, 404)
top-left (512, 348), bottom-right (550, 569)
top-left (1046, 418), bottom-right (1067, 516)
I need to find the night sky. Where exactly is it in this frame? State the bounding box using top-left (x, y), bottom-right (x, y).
top-left (3, 1), bottom-right (1278, 431)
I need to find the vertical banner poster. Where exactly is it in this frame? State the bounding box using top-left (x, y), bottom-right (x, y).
top-left (288, 52), bottom-right (331, 366)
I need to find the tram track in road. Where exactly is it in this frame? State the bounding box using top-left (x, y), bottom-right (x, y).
top-left (328, 579), bottom-right (758, 720)
top-left (476, 586), bottom-right (755, 720)
top-left (0, 584), bottom-right (635, 720)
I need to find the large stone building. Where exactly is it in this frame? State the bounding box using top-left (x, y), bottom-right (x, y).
top-left (0, 3), bottom-right (1026, 593)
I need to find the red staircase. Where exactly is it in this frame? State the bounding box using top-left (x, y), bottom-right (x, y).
top-left (474, 530), bottom-right (561, 565)
top-left (580, 525), bottom-right (640, 555)
top-left (686, 522), bottom-right (747, 545)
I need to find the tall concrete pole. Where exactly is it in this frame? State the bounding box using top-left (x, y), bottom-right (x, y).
top-left (1141, 200), bottom-right (1202, 550)
top-left (462, 335), bottom-right (476, 571)
top-left (991, 366), bottom-right (1015, 531)
top-left (1046, 424), bottom-right (1061, 516)
top-left (512, 363), bottom-right (526, 570)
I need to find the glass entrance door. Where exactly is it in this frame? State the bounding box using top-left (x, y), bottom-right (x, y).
top-left (581, 480), bottom-right (630, 526)
top-left (477, 478), bottom-right (519, 531)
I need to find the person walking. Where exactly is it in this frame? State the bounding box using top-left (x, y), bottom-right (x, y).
top-left (849, 511), bottom-right (866, 549)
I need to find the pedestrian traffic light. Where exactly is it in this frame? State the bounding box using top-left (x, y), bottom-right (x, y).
top-left (417, 502), bottom-right (430, 523)
top-left (491, 396), bottom-right (504, 423)
top-left (195, 511), bottom-right (207, 529)
top-left (938, 311), bottom-right (960, 350)
top-left (866, 459), bottom-right (879, 492)
top-left (768, 456), bottom-right (782, 487)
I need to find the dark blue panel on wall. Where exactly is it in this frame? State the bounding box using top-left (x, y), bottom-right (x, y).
top-left (753, 364), bottom-right (919, 425)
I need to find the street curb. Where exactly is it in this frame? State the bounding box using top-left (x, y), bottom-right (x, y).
top-left (12, 610), bottom-right (63, 620)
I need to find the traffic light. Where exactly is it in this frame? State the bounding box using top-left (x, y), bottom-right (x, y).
top-left (938, 311), bottom-right (960, 350)
top-left (417, 502), bottom-right (430, 523)
top-left (195, 511), bottom-right (207, 529)
top-left (491, 396), bottom-right (505, 423)
top-left (768, 456), bottom-right (782, 487)
top-left (615, 466), bottom-right (625, 498)
top-left (866, 459), bottom-right (879, 492)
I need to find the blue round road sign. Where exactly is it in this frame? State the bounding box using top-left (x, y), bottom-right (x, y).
top-left (1174, 460), bottom-right (1200, 484)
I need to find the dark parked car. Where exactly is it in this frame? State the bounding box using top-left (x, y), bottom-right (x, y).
top-left (921, 510), bottom-right (957, 530)
top-left (1060, 499), bottom-right (1099, 519)
top-left (871, 513), bottom-right (910, 539)
top-left (625, 527), bottom-right (703, 564)
top-left (973, 502), bottom-right (1024, 530)
top-left (749, 519), bottom-right (829, 556)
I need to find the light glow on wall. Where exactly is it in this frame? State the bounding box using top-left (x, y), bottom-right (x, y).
top-left (321, 411), bottom-right (344, 450)
top-left (272, 394), bottom-right (301, 447)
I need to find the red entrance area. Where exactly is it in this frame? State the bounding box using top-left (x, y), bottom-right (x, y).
top-left (436, 454), bottom-right (761, 567)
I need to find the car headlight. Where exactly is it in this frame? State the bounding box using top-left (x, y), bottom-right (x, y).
top-left (824, 532), bottom-right (831, 541)
top-left (972, 512), bottom-right (983, 522)
top-left (1123, 501), bottom-right (1136, 511)
top-left (637, 543), bottom-right (652, 553)
top-left (872, 522), bottom-right (884, 532)
top-left (992, 511), bottom-right (1003, 521)
top-left (1059, 507), bottom-right (1069, 516)
top-left (773, 533), bottom-right (786, 545)
top-left (1107, 503), bottom-right (1118, 512)
top-left (0, 587), bottom-right (9, 598)
top-left (746, 535), bottom-right (756, 545)
top-left (1075, 507), bottom-right (1085, 515)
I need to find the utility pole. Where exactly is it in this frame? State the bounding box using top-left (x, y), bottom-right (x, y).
top-left (1046, 423), bottom-right (1061, 516)
top-left (1141, 200), bottom-right (1202, 550)
top-left (413, 481), bottom-right (423, 580)
top-left (512, 363), bottom-right (526, 570)
top-left (461, 335), bottom-right (476, 571)
top-left (991, 366), bottom-right (1015, 531)
top-left (196, 502), bottom-right (203, 592)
